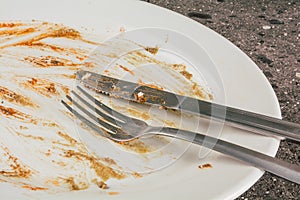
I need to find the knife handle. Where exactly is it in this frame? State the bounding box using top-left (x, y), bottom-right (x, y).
top-left (223, 106), bottom-right (300, 141)
top-left (182, 100), bottom-right (300, 142)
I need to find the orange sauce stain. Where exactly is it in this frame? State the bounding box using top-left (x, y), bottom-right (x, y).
top-left (22, 185), bottom-right (48, 191)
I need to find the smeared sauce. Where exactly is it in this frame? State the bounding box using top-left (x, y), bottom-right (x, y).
top-left (0, 22), bottom-right (24, 28)
top-left (22, 185), bottom-right (48, 191)
top-left (0, 147), bottom-right (31, 178)
top-left (138, 79), bottom-right (164, 90)
top-left (128, 108), bottom-right (150, 121)
top-left (116, 140), bottom-right (151, 154)
top-left (117, 64), bottom-right (134, 75)
top-left (21, 77), bottom-right (68, 97)
top-left (57, 131), bottom-right (77, 146)
top-left (24, 56), bottom-right (81, 68)
top-left (0, 27), bottom-right (35, 37)
top-left (0, 86), bottom-right (35, 107)
top-left (124, 51), bottom-right (212, 100)
top-left (16, 132), bottom-right (44, 141)
top-left (0, 19), bottom-right (214, 195)
top-left (64, 150), bottom-right (125, 181)
top-left (0, 20), bottom-right (129, 193)
top-left (0, 105), bottom-right (31, 121)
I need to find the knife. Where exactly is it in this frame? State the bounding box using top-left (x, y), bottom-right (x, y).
top-left (76, 70), bottom-right (300, 142)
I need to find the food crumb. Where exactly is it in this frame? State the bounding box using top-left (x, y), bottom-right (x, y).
top-left (159, 106), bottom-right (165, 110)
top-left (180, 70), bottom-right (193, 80)
top-left (133, 172), bottom-right (142, 178)
top-left (120, 26), bottom-right (125, 33)
top-left (134, 91), bottom-right (146, 103)
top-left (28, 78), bottom-right (38, 85)
top-left (198, 163), bottom-right (212, 169)
top-left (46, 83), bottom-right (56, 93)
top-left (92, 179), bottom-right (108, 189)
top-left (97, 181), bottom-right (108, 189)
top-left (65, 177), bottom-right (88, 191)
top-left (108, 191), bottom-right (120, 195)
top-left (144, 46), bottom-right (159, 55)
top-left (45, 149), bottom-right (51, 157)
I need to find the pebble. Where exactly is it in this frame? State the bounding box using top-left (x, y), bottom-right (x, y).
top-left (187, 12), bottom-right (212, 19)
top-left (269, 19), bottom-right (284, 24)
top-left (263, 25), bottom-right (271, 30)
top-left (296, 72), bottom-right (300, 78)
top-left (257, 54), bottom-right (273, 64)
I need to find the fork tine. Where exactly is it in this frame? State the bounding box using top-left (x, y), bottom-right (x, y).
top-left (61, 100), bottom-right (111, 137)
top-left (71, 90), bottom-right (125, 126)
top-left (61, 100), bottom-right (132, 141)
top-left (66, 95), bottom-right (120, 133)
top-left (77, 86), bottom-right (131, 122)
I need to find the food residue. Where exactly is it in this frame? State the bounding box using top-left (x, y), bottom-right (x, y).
top-left (117, 64), bottom-right (134, 75)
top-left (21, 77), bottom-right (69, 97)
top-left (128, 108), bottom-right (150, 121)
top-left (22, 185), bottom-right (48, 191)
top-left (24, 56), bottom-right (81, 68)
top-left (108, 191), bottom-right (120, 195)
top-left (144, 46), bottom-right (159, 55)
top-left (198, 163), bottom-right (213, 169)
top-left (0, 20), bottom-right (129, 193)
top-left (133, 172), bottom-right (142, 178)
top-left (0, 147), bottom-right (31, 178)
top-left (64, 150), bottom-right (125, 181)
top-left (65, 177), bottom-right (88, 191)
top-left (0, 86), bottom-right (35, 107)
top-left (138, 79), bottom-right (164, 90)
top-left (0, 105), bottom-right (31, 121)
top-left (0, 19), bottom-right (213, 196)
top-left (180, 70), bottom-right (193, 80)
top-left (92, 179), bottom-right (108, 189)
top-left (0, 22), bottom-right (24, 28)
top-left (134, 91), bottom-right (146, 103)
top-left (116, 140), bottom-right (151, 154)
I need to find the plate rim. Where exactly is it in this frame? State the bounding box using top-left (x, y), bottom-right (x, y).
top-left (0, 0), bottom-right (281, 199)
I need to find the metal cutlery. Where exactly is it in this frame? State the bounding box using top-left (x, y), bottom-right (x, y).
top-left (61, 86), bottom-right (300, 184)
top-left (76, 70), bottom-right (300, 142)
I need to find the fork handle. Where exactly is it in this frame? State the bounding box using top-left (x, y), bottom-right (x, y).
top-left (159, 127), bottom-right (300, 184)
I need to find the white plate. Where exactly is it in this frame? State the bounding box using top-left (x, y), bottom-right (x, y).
top-left (0, 0), bottom-right (281, 199)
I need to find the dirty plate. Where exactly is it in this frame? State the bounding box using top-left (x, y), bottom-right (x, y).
top-left (0, 0), bottom-right (281, 199)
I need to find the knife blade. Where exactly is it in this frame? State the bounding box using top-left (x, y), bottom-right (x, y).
top-left (76, 70), bottom-right (300, 142)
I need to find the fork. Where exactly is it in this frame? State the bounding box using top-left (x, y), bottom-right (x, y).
top-left (61, 86), bottom-right (300, 184)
